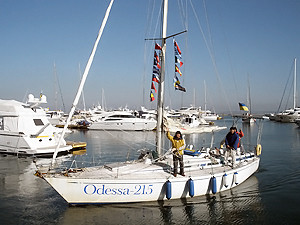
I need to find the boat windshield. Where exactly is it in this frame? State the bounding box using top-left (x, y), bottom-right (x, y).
top-left (109, 115), bottom-right (135, 118)
top-left (33, 119), bottom-right (44, 126)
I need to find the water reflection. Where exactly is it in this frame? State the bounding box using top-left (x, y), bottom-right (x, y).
top-left (0, 155), bottom-right (68, 224)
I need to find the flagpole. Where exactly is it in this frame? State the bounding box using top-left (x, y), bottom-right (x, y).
top-left (294, 58), bottom-right (297, 109)
top-left (156, 0), bottom-right (168, 156)
top-left (50, 0), bottom-right (114, 168)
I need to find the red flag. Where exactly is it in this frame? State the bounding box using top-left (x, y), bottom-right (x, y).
top-left (154, 51), bottom-right (160, 62)
top-left (174, 40), bottom-right (181, 55)
top-left (153, 58), bottom-right (161, 69)
top-left (175, 56), bottom-right (183, 67)
top-left (152, 74), bottom-right (159, 83)
top-left (150, 91), bottom-right (155, 101)
top-left (155, 43), bottom-right (162, 50)
top-left (151, 82), bottom-right (157, 93)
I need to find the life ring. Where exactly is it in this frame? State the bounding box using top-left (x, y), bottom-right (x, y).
top-left (256, 144), bottom-right (262, 156)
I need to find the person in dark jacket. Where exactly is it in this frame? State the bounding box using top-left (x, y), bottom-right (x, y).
top-left (224, 126), bottom-right (239, 167)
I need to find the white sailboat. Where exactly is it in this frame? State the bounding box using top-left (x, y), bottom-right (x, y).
top-left (242, 76), bottom-right (256, 124)
top-left (36, 0), bottom-right (263, 205)
top-left (275, 58), bottom-right (300, 123)
top-left (202, 81), bottom-right (221, 121)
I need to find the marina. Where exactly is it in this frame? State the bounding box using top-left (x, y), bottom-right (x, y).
top-left (1, 0), bottom-right (300, 224)
top-left (0, 118), bottom-right (299, 224)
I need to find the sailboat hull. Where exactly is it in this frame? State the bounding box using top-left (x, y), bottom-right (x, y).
top-left (43, 158), bottom-right (259, 204)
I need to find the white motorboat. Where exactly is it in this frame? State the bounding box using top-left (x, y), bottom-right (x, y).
top-left (0, 94), bottom-right (72, 156)
top-left (165, 112), bottom-right (225, 134)
top-left (88, 111), bottom-right (156, 131)
top-left (181, 114), bottom-right (208, 127)
top-left (165, 116), bottom-right (226, 134)
top-left (137, 106), bottom-right (156, 120)
top-left (45, 109), bottom-right (64, 126)
top-left (275, 108), bottom-right (300, 123)
top-left (36, 0), bottom-right (263, 205)
top-left (177, 106), bottom-right (202, 115)
top-left (202, 111), bottom-right (221, 121)
top-left (273, 109), bottom-right (292, 122)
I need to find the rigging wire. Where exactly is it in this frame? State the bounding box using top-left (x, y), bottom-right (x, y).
top-left (189, 0), bottom-right (233, 115)
top-left (203, 0), bottom-right (215, 61)
top-left (284, 78), bottom-right (294, 111)
top-left (200, 1), bottom-right (219, 113)
top-left (101, 128), bottom-right (170, 155)
top-left (53, 62), bottom-right (66, 112)
top-left (144, 0), bottom-right (162, 109)
top-left (177, 0), bottom-right (187, 107)
top-left (213, 2), bottom-right (240, 101)
top-left (143, 0), bottom-right (156, 107)
top-left (276, 60), bottom-right (294, 113)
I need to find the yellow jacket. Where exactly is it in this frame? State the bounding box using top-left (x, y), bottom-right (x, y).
top-left (166, 131), bottom-right (186, 155)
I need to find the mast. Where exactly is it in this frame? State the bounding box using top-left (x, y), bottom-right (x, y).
top-left (248, 75), bottom-right (251, 114)
top-left (102, 88), bottom-right (105, 111)
top-left (156, 0), bottom-right (168, 156)
top-left (204, 80), bottom-right (207, 115)
top-left (193, 88), bottom-right (196, 108)
top-left (294, 58), bottom-right (297, 109)
top-left (53, 62), bottom-right (58, 110)
top-left (78, 63), bottom-right (87, 111)
top-left (51, 0), bottom-right (114, 167)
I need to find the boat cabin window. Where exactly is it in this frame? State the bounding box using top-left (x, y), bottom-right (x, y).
top-left (105, 118), bottom-right (122, 121)
top-left (33, 119), bottom-right (44, 126)
top-left (109, 115), bottom-right (135, 118)
top-left (0, 117), bottom-right (3, 130)
top-left (185, 118), bottom-right (192, 123)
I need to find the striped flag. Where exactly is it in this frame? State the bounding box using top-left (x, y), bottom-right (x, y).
top-left (175, 56), bottom-right (183, 67)
top-left (154, 51), bottom-right (160, 62)
top-left (175, 65), bottom-right (182, 76)
top-left (151, 82), bottom-right (157, 93)
top-left (238, 103), bottom-right (249, 111)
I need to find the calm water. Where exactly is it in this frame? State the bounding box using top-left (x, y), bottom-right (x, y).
top-left (1, 118), bottom-right (300, 225)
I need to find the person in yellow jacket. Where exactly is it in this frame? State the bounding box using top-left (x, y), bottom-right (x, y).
top-left (166, 128), bottom-right (186, 177)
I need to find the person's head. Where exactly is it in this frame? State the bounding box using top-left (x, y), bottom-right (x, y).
top-left (230, 126), bottom-right (237, 134)
top-left (174, 131), bottom-right (182, 140)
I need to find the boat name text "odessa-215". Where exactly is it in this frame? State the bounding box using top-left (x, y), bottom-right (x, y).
top-left (84, 184), bottom-right (154, 196)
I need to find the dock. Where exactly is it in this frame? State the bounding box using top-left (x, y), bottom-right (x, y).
top-left (67, 141), bottom-right (87, 150)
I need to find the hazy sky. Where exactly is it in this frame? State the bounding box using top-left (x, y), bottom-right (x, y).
top-left (1, 0), bottom-right (300, 114)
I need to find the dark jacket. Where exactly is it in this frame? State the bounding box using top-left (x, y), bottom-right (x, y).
top-left (225, 132), bottom-right (239, 150)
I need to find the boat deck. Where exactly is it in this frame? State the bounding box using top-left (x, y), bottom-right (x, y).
top-left (46, 155), bottom-right (259, 181)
